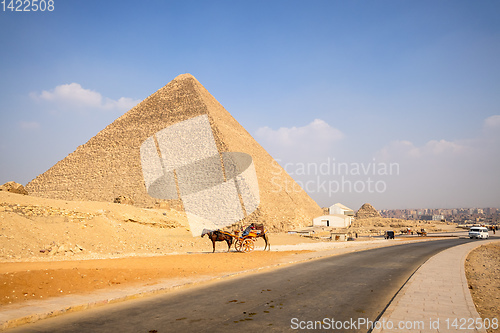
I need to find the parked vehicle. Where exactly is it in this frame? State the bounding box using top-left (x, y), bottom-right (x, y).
top-left (469, 227), bottom-right (489, 239)
top-left (384, 230), bottom-right (395, 239)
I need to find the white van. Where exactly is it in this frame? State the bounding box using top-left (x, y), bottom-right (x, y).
top-left (469, 227), bottom-right (489, 239)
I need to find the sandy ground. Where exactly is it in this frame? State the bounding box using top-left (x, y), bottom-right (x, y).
top-left (0, 191), bottom-right (459, 262)
top-left (0, 236), bottom-right (446, 308)
top-left (2, 190), bottom-right (490, 325)
top-left (0, 191), bottom-right (334, 307)
top-left (0, 250), bottom-right (312, 306)
top-left (465, 242), bottom-right (500, 333)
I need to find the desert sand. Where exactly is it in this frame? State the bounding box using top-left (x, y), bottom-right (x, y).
top-left (0, 191), bottom-right (326, 307)
top-left (465, 242), bottom-right (500, 333)
top-left (0, 190), bottom-right (496, 331)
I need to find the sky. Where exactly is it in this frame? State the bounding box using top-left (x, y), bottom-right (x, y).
top-left (0, 0), bottom-right (499, 211)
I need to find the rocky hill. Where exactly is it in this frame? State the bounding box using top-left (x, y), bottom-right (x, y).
top-left (355, 203), bottom-right (381, 219)
top-left (0, 182), bottom-right (28, 195)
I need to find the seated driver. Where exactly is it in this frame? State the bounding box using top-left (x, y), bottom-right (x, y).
top-left (242, 223), bottom-right (255, 237)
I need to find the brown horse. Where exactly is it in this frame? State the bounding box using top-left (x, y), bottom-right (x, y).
top-left (201, 229), bottom-right (233, 253)
top-left (250, 223), bottom-right (270, 251)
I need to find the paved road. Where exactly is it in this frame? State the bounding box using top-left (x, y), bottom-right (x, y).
top-left (10, 238), bottom-right (473, 333)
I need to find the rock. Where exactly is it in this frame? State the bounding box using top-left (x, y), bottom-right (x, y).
top-left (355, 203), bottom-right (381, 219)
top-left (114, 196), bottom-right (134, 205)
top-left (0, 182), bottom-right (28, 195)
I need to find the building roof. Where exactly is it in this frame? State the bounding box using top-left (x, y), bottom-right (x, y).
top-left (330, 203), bottom-right (354, 211)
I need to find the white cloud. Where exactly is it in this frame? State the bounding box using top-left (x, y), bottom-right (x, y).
top-left (254, 119), bottom-right (343, 162)
top-left (255, 119), bottom-right (343, 147)
top-left (377, 115), bottom-right (500, 162)
top-left (102, 97), bottom-right (140, 111)
top-left (38, 83), bottom-right (102, 107)
top-left (377, 138), bottom-right (466, 160)
top-left (377, 140), bottom-right (421, 159)
top-left (372, 115), bottom-right (500, 208)
top-left (251, 115), bottom-right (499, 209)
top-left (484, 115), bottom-right (500, 129)
top-left (31, 83), bottom-right (140, 112)
top-left (425, 139), bottom-right (465, 155)
top-left (19, 121), bottom-right (40, 130)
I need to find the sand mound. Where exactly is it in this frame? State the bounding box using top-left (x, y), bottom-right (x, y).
top-left (0, 191), bottom-right (322, 262)
top-left (0, 182), bottom-right (28, 195)
top-left (351, 203), bottom-right (453, 235)
top-left (350, 216), bottom-right (452, 235)
top-left (0, 191), bottom-right (193, 261)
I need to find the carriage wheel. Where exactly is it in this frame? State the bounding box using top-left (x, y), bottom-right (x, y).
top-left (234, 238), bottom-right (243, 252)
top-left (241, 239), bottom-right (254, 253)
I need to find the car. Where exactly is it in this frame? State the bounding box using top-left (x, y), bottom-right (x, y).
top-left (384, 230), bottom-right (395, 239)
top-left (469, 227), bottom-right (489, 239)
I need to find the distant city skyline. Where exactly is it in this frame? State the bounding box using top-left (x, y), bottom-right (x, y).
top-left (379, 206), bottom-right (500, 225)
top-left (1, 1), bottom-right (499, 211)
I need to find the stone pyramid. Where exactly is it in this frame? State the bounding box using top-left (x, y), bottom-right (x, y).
top-left (355, 203), bottom-right (381, 219)
top-left (26, 74), bottom-right (322, 233)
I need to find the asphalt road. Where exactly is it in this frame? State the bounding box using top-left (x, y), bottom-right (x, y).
top-left (10, 238), bottom-right (474, 333)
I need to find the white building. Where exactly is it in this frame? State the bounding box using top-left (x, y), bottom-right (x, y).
top-left (313, 203), bottom-right (355, 228)
top-left (329, 203), bottom-right (355, 216)
top-left (313, 214), bottom-right (351, 228)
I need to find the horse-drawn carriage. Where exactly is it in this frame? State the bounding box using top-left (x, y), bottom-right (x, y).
top-left (232, 228), bottom-right (264, 252)
top-left (201, 223), bottom-right (270, 253)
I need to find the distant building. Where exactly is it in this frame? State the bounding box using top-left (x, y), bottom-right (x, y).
top-left (421, 215), bottom-right (445, 221)
top-left (329, 203), bottom-right (354, 216)
top-left (313, 203), bottom-right (354, 228)
top-left (313, 214), bottom-right (352, 228)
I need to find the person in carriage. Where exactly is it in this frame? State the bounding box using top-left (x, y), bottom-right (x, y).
top-left (241, 223), bottom-right (256, 237)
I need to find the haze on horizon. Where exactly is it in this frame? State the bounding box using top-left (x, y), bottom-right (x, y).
top-left (0, 1), bottom-right (499, 211)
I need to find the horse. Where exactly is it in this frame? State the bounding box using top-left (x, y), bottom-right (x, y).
top-left (249, 223), bottom-right (270, 251)
top-left (201, 229), bottom-right (233, 253)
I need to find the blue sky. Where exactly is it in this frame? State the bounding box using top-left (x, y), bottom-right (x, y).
top-left (1, 0), bottom-right (499, 210)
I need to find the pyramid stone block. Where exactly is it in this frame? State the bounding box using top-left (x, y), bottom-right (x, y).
top-left (26, 74), bottom-right (322, 232)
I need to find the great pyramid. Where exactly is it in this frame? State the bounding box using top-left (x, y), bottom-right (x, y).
top-left (26, 74), bottom-right (322, 233)
top-left (355, 203), bottom-right (381, 219)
